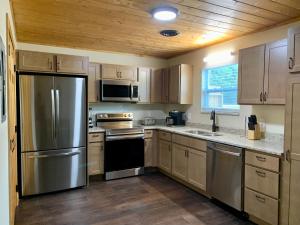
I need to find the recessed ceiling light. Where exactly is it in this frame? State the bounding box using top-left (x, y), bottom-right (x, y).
top-left (160, 30), bottom-right (180, 37)
top-left (151, 6), bottom-right (179, 21)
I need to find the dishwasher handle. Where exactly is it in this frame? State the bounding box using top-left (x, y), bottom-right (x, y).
top-left (208, 146), bottom-right (241, 157)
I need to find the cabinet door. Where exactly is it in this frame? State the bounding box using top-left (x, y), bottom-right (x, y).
top-left (118, 65), bottom-right (137, 81)
top-left (18, 50), bottom-right (55, 72)
top-left (288, 26), bottom-right (300, 73)
top-left (180, 64), bottom-right (193, 104)
top-left (282, 82), bottom-right (300, 225)
top-left (161, 68), bottom-right (169, 103)
top-left (151, 69), bottom-right (163, 103)
top-left (169, 65), bottom-right (180, 104)
top-left (56, 55), bottom-right (88, 75)
top-left (238, 45), bottom-right (265, 104)
top-left (88, 63), bottom-right (100, 102)
top-left (138, 67), bottom-right (151, 103)
top-left (159, 140), bottom-right (172, 173)
top-left (144, 138), bottom-right (153, 167)
top-left (187, 149), bottom-right (206, 190)
top-left (101, 64), bottom-right (118, 79)
top-left (264, 39), bottom-right (288, 104)
top-left (88, 142), bottom-right (104, 175)
top-left (172, 144), bottom-right (188, 181)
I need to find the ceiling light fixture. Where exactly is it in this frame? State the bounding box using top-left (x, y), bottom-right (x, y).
top-left (151, 6), bottom-right (179, 21)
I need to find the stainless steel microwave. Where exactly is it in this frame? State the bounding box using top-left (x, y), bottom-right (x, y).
top-left (100, 80), bottom-right (139, 102)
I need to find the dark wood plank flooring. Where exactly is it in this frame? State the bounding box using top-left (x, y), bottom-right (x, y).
top-left (15, 173), bottom-right (254, 225)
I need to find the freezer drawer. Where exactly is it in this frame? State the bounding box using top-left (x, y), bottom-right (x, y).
top-left (21, 147), bottom-right (86, 196)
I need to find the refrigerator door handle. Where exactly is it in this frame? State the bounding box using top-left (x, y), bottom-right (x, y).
top-left (28, 151), bottom-right (81, 159)
top-left (55, 89), bottom-right (60, 138)
top-left (51, 89), bottom-right (55, 140)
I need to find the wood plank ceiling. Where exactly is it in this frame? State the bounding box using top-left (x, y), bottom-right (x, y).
top-left (11, 0), bottom-right (300, 58)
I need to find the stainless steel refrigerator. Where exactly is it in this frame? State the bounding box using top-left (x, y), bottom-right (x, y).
top-left (19, 74), bottom-right (87, 196)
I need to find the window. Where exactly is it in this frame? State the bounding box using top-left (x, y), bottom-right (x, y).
top-left (201, 64), bottom-right (240, 114)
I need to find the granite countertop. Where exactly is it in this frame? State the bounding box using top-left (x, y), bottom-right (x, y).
top-left (89, 125), bottom-right (284, 156)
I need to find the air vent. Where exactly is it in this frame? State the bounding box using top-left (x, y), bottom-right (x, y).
top-left (160, 30), bottom-right (179, 37)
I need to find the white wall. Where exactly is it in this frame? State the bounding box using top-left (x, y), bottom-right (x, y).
top-left (0, 0), bottom-right (15, 224)
top-left (168, 21), bottom-right (300, 134)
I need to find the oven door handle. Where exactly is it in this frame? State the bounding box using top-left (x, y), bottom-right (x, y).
top-left (106, 134), bottom-right (144, 141)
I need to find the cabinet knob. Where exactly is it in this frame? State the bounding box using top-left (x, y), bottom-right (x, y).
top-left (260, 92), bottom-right (263, 102)
top-left (289, 57), bottom-right (295, 70)
top-left (263, 92), bottom-right (267, 102)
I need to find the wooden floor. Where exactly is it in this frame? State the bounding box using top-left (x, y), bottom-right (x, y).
top-left (15, 173), bottom-right (254, 225)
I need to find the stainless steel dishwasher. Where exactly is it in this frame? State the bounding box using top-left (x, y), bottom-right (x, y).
top-left (207, 142), bottom-right (244, 211)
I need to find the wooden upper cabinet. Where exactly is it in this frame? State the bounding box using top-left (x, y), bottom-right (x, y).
top-left (169, 64), bottom-right (193, 104)
top-left (238, 40), bottom-right (288, 105)
top-left (101, 64), bottom-right (137, 81)
top-left (288, 26), bottom-right (300, 73)
top-left (118, 65), bottom-right (137, 81)
top-left (151, 69), bottom-right (163, 103)
top-left (18, 50), bottom-right (55, 72)
top-left (17, 50), bottom-right (88, 75)
top-left (88, 63), bottom-right (101, 103)
top-left (169, 65), bottom-right (180, 104)
top-left (137, 67), bottom-right (151, 103)
top-left (161, 68), bottom-right (169, 104)
top-left (101, 64), bottom-right (118, 79)
top-left (264, 39), bottom-right (288, 104)
top-left (238, 44), bottom-right (265, 105)
top-left (56, 54), bottom-right (88, 75)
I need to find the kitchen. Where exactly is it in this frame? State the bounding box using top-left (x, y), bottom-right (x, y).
top-left (0, 1), bottom-right (299, 225)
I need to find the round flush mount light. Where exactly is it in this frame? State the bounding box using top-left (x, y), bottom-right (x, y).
top-left (151, 6), bottom-right (179, 21)
top-left (160, 30), bottom-right (180, 37)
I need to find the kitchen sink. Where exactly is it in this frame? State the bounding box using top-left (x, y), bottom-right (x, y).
top-left (185, 130), bottom-right (223, 137)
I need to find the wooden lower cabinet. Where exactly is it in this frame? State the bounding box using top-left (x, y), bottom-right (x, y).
top-left (245, 150), bottom-right (280, 225)
top-left (187, 149), bottom-right (206, 190)
top-left (144, 138), bottom-right (153, 167)
top-left (171, 139), bottom-right (206, 191)
top-left (88, 133), bottom-right (104, 176)
top-left (159, 140), bottom-right (172, 173)
top-left (245, 188), bottom-right (278, 225)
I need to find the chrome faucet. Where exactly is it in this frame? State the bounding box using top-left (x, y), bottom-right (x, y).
top-left (210, 110), bottom-right (219, 132)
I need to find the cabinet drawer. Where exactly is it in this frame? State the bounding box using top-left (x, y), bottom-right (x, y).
top-left (159, 131), bottom-right (171, 141)
top-left (172, 134), bottom-right (206, 151)
top-left (144, 130), bottom-right (153, 139)
top-left (245, 151), bottom-right (279, 172)
top-left (245, 165), bottom-right (279, 198)
top-left (245, 188), bottom-right (278, 225)
top-left (88, 133), bottom-right (104, 143)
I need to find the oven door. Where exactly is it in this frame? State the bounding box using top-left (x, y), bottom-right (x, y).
top-left (104, 134), bottom-right (144, 180)
top-left (101, 80), bottom-right (138, 102)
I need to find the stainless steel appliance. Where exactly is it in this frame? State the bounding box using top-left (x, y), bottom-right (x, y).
top-left (169, 110), bottom-right (186, 126)
top-left (96, 113), bottom-right (144, 180)
top-left (165, 116), bottom-right (174, 126)
top-left (19, 74), bottom-right (87, 196)
top-left (141, 117), bottom-right (156, 126)
top-left (207, 142), bottom-right (244, 211)
top-left (100, 80), bottom-right (139, 102)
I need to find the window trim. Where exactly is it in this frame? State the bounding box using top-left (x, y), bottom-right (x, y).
top-left (201, 64), bottom-right (240, 115)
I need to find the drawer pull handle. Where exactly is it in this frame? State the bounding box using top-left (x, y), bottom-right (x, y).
top-left (255, 195), bottom-right (266, 203)
top-left (92, 135), bottom-right (100, 138)
top-left (256, 156), bottom-right (266, 162)
top-left (256, 170), bottom-right (266, 177)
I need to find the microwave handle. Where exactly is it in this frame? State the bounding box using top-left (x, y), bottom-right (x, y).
top-left (130, 83), bottom-right (133, 99)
